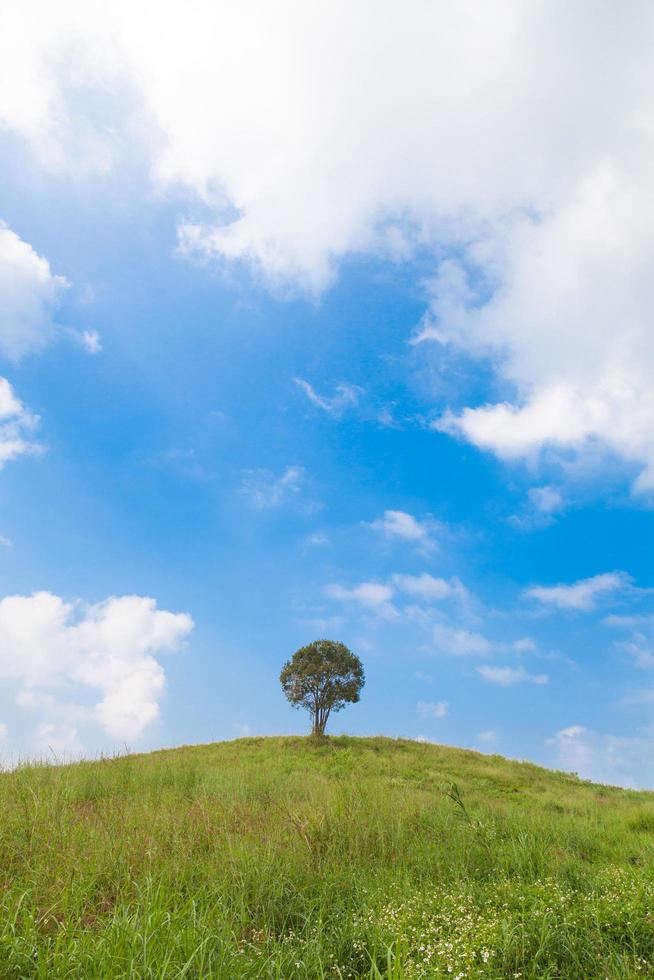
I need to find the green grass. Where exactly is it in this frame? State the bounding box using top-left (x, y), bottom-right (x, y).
top-left (1, 736), bottom-right (654, 978)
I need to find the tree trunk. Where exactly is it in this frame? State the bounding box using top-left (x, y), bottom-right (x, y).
top-left (311, 706), bottom-right (330, 736)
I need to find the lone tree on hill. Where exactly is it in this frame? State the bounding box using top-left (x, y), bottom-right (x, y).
top-left (280, 640), bottom-right (365, 736)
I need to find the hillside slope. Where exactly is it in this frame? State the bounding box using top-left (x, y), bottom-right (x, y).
top-left (1, 735), bottom-right (654, 978)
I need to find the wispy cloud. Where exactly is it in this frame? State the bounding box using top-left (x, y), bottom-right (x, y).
top-left (615, 633), bottom-right (654, 669)
top-left (433, 623), bottom-right (492, 656)
top-left (510, 485), bottom-right (566, 531)
top-left (529, 485), bottom-right (564, 514)
top-left (392, 573), bottom-right (468, 604)
top-left (477, 665), bottom-right (548, 686)
top-left (240, 465), bottom-right (305, 509)
top-left (369, 510), bottom-right (440, 550)
top-left (417, 699), bottom-right (448, 719)
top-left (324, 581), bottom-right (397, 619)
top-left (524, 572), bottom-right (629, 611)
top-left (294, 378), bottom-right (362, 417)
top-left (513, 637), bottom-right (536, 653)
top-left (325, 573), bottom-right (471, 625)
top-left (80, 329), bottom-right (102, 354)
top-left (607, 615), bottom-right (654, 669)
top-left (304, 531), bottom-right (329, 547)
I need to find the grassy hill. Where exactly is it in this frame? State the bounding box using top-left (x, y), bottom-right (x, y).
top-left (2, 736), bottom-right (654, 978)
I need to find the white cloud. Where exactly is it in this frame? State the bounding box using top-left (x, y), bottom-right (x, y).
top-left (325, 572), bottom-right (471, 622)
top-left (0, 226), bottom-right (89, 482)
top-left (370, 510), bottom-right (437, 548)
top-left (240, 465), bottom-right (305, 509)
top-left (528, 486), bottom-right (564, 514)
top-left (0, 222), bottom-right (67, 359)
top-left (417, 699), bottom-right (448, 720)
top-left (0, 377), bottom-right (41, 468)
top-left (524, 572), bottom-right (628, 611)
top-left (608, 617), bottom-right (654, 669)
top-left (304, 531), bottom-right (329, 547)
top-left (433, 623), bottom-right (491, 657)
top-left (3, 4), bottom-right (643, 285)
top-left (476, 665), bottom-right (548, 686)
top-left (34, 720), bottom-right (83, 759)
top-left (509, 486), bottom-right (565, 532)
top-left (477, 730), bottom-right (498, 747)
top-left (0, 225), bottom-right (68, 476)
top-left (558, 725), bottom-right (586, 739)
top-left (0, 723), bottom-right (7, 741)
top-left (325, 582), bottom-right (393, 606)
top-left (377, 408), bottom-right (401, 429)
top-left (427, 162), bottom-right (654, 494)
top-left (604, 614), bottom-right (646, 628)
top-left (0, 591), bottom-right (193, 746)
top-left (392, 573), bottom-right (468, 604)
top-left (80, 329), bottom-right (102, 354)
top-left (615, 633), bottom-right (654, 669)
top-left (4, 5), bottom-right (654, 488)
top-left (294, 378), bottom-right (361, 417)
top-left (547, 724), bottom-right (654, 789)
top-left (513, 637), bottom-right (536, 653)
top-left (325, 580), bottom-right (396, 619)
top-left (66, 327), bottom-right (102, 355)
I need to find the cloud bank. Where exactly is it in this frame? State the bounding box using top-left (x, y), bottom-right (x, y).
top-left (3, 2), bottom-right (654, 489)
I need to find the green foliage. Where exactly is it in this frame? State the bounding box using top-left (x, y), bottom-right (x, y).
top-left (0, 735), bottom-right (653, 977)
top-left (280, 639), bottom-right (365, 734)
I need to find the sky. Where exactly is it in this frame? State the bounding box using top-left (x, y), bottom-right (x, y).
top-left (1, 1), bottom-right (654, 787)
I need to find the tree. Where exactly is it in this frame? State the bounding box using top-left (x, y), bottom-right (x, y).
top-left (280, 640), bottom-right (365, 736)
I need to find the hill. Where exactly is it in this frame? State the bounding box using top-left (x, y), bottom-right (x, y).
top-left (1, 735), bottom-right (654, 978)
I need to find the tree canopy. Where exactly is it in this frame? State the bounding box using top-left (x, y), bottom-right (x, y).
top-left (279, 640), bottom-right (365, 736)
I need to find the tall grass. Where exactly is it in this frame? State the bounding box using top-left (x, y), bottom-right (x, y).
top-left (0, 736), bottom-right (653, 977)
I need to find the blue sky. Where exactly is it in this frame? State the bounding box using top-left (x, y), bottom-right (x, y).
top-left (1, 2), bottom-right (654, 786)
